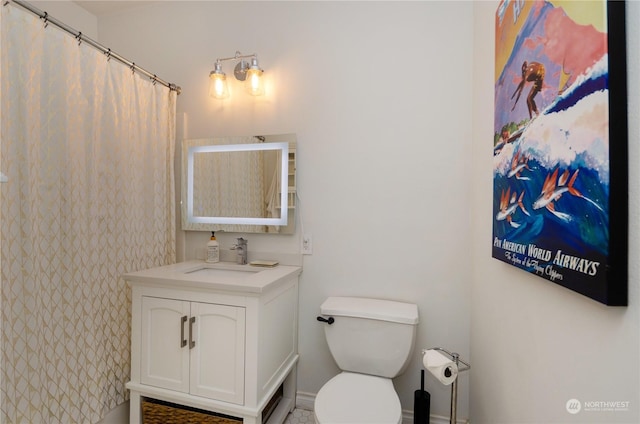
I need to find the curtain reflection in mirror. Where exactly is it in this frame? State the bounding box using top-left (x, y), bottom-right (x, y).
top-left (193, 136), bottom-right (266, 219)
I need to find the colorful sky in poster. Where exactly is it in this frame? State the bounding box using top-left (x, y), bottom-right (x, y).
top-left (495, 0), bottom-right (606, 84)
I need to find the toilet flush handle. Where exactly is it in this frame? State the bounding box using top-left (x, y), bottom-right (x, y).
top-left (316, 316), bottom-right (335, 325)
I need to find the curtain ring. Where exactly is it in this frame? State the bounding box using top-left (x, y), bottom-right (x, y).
top-left (151, 75), bottom-right (157, 85)
top-left (76, 32), bottom-right (82, 46)
top-left (105, 48), bottom-right (111, 62)
top-left (41, 11), bottom-right (49, 28)
top-left (130, 63), bottom-right (135, 74)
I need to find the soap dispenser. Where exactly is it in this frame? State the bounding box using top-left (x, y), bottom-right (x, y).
top-left (206, 231), bottom-right (219, 263)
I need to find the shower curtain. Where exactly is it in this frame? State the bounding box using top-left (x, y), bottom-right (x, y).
top-left (0, 5), bottom-right (176, 423)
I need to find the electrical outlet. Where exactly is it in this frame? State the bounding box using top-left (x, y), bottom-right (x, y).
top-left (302, 234), bottom-right (313, 255)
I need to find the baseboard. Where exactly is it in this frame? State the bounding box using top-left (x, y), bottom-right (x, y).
top-left (295, 391), bottom-right (316, 412)
top-left (97, 401), bottom-right (129, 424)
top-left (417, 413), bottom-right (469, 424)
top-left (297, 391), bottom-right (469, 424)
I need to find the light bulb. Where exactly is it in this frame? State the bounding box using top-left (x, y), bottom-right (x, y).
top-left (245, 58), bottom-right (264, 96)
top-left (209, 64), bottom-right (229, 99)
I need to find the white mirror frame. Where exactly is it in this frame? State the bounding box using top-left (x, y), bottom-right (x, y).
top-left (186, 142), bottom-right (289, 225)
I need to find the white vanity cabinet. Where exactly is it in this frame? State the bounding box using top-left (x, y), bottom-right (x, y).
top-left (125, 261), bottom-right (302, 424)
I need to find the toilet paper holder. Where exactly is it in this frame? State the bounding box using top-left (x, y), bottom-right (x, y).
top-left (422, 347), bottom-right (470, 424)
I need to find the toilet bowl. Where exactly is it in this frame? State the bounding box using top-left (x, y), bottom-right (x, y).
top-left (314, 297), bottom-right (419, 424)
top-left (314, 372), bottom-right (402, 424)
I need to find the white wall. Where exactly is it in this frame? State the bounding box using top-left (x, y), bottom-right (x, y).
top-left (471, 2), bottom-right (639, 424)
top-left (94, 1), bottom-right (474, 420)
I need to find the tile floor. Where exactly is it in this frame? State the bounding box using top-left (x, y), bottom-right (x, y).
top-left (284, 408), bottom-right (316, 424)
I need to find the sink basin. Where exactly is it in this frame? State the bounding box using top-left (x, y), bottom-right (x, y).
top-left (184, 266), bottom-right (261, 280)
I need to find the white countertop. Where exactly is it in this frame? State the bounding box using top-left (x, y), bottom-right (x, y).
top-left (123, 260), bottom-right (301, 294)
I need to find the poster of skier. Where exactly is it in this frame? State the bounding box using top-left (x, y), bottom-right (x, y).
top-left (492, 0), bottom-right (628, 305)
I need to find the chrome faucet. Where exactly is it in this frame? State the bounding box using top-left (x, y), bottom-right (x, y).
top-left (234, 237), bottom-right (248, 264)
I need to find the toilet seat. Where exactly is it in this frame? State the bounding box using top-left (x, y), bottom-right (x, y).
top-left (314, 372), bottom-right (402, 424)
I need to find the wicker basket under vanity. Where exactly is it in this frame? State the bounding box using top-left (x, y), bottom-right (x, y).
top-left (141, 398), bottom-right (242, 424)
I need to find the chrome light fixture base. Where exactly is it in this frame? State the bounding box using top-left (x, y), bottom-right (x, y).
top-left (234, 60), bottom-right (249, 81)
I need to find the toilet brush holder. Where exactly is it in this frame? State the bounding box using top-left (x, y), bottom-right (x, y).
top-left (413, 370), bottom-right (430, 424)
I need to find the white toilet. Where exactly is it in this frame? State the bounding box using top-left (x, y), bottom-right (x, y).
top-left (314, 296), bottom-right (419, 424)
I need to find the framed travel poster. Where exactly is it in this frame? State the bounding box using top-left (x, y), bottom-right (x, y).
top-left (492, 0), bottom-right (627, 305)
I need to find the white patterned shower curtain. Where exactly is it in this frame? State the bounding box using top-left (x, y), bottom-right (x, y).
top-left (0, 5), bottom-right (176, 423)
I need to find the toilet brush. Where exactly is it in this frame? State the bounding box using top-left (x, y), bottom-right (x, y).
top-left (414, 370), bottom-right (430, 424)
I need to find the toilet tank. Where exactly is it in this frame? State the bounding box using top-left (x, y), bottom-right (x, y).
top-left (319, 297), bottom-right (419, 378)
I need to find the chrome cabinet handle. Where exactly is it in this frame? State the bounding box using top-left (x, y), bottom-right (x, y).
top-left (189, 316), bottom-right (196, 349)
top-left (180, 315), bottom-right (188, 348)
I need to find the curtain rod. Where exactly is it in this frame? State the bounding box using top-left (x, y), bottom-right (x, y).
top-left (5, 0), bottom-right (181, 94)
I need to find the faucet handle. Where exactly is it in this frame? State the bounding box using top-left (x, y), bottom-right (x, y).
top-left (235, 237), bottom-right (248, 264)
top-left (231, 237), bottom-right (247, 249)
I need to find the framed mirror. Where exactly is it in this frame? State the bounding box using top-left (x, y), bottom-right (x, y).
top-left (181, 134), bottom-right (296, 233)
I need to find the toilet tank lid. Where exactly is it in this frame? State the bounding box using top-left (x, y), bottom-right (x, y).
top-left (320, 297), bottom-right (419, 325)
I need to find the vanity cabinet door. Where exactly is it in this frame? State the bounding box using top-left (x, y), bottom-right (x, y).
top-left (140, 296), bottom-right (246, 404)
top-left (140, 296), bottom-right (190, 393)
top-left (189, 302), bottom-right (246, 403)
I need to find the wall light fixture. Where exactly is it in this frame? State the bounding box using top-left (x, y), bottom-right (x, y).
top-left (209, 51), bottom-right (264, 99)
